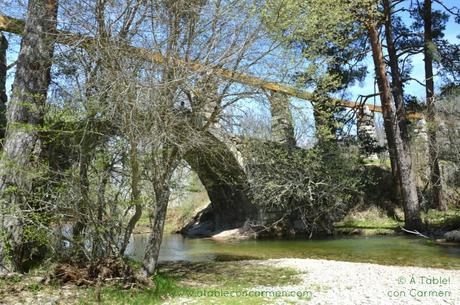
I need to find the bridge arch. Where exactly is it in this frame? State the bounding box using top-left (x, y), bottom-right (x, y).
top-left (181, 131), bottom-right (257, 236)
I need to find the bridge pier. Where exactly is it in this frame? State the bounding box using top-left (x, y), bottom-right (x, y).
top-left (181, 132), bottom-right (257, 237)
top-left (311, 95), bottom-right (340, 141)
top-left (268, 92), bottom-right (296, 147)
top-left (413, 118), bottom-right (429, 147)
top-left (411, 117), bottom-right (430, 182)
top-left (357, 105), bottom-right (379, 159)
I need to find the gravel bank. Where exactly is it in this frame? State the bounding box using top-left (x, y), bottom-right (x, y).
top-left (2, 258), bottom-right (458, 304)
top-left (258, 258), bottom-right (460, 305)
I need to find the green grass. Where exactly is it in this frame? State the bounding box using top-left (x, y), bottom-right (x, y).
top-left (159, 261), bottom-right (301, 288)
top-left (422, 209), bottom-right (460, 231)
top-left (77, 261), bottom-right (303, 305)
top-left (335, 206), bottom-right (403, 233)
top-left (336, 206), bottom-right (460, 234)
top-left (335, 218), bottom-right (401, 229)
top-left (78, 277), bottom-right (174, 305)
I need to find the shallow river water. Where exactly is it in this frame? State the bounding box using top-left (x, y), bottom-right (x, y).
top-left (126, 234), bottom-right (460, 269)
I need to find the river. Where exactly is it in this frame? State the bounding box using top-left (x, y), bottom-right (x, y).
top-left (126, 234), bottom-right (460, 269)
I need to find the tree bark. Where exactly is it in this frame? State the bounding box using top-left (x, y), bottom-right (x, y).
top-left (0, 32), bottom-right (6, 272)
top-left (71, 129), bottom-right (92, 256)
top-left (1, 32), bottom-right (8, 270)
top-left (0, 32), bottom-right (7, 143)
top-left (120, 141), bottom-right (142, 255)
top-left (0, 0), bottom-right (58, 272)
top-left (142, 144), bottom-right (180, 275)
top-left (142, 185), bottom-right (170, 275)
top-left (423, 0), bottom-right (446, 211)
top-left (382, 0), bottom-right (409, 204)
top-left (383, 0), bottom-right (409, 137)
top-left (367, 23), bottom-right (422, 231)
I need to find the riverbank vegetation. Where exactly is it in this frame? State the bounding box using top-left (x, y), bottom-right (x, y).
top-left (1, 261), bottom-right (304, 305)
top-left (0, 0), bottom-right (459, 304)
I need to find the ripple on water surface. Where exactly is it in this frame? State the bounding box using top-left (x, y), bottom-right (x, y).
top-left (125, 234), bottom-right (460, 269)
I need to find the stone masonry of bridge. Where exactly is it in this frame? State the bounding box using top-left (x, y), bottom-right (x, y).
top-left (180, 92), bottom-right (381, 237)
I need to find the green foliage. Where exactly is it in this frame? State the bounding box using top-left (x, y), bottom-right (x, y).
top-left (244, 140), bottom-right (365, 235)
top-left (22, 212), bottom-right (51, 248)
top-left (263, 0), bottom-right (377, 55)
top-left (26, 282), bottom-right (43, 293)
top-left (263, 0), bottom-right (378, 145)
top-left (263, 0), bottom-right (376, 91)
top-left (165, 190), bottom-right (209, 233)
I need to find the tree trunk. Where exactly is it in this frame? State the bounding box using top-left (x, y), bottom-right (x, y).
top-left (0, 0), bottom-right (58, 272)
top-left (72, 130), bottom-right (91, 255)
top-left (142, 185), bottom-right (170, 276)
top-left (120, 141), bottom-right (142, 255)
top-left (0, 32), bottom-right (7, 143)
top-left (0, 33), bottom-right (6, 272)
top-left (382, 0), bottom-right (409, 204)
top-left (423, 0), bottom-right (446, 211)
top-left (383, 0), bottom-right (409, 138)
top-left (142, 145), bottom-right (179, 275)
top-left (367, 24), bottom-right (422, 231)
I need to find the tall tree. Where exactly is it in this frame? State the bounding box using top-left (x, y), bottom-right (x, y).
top-left (141, 0), bottom-right (266, 275)
top-left (264, 1), bottom-right (368, 144)
top-left (422, 0), bottom-right (446, 211)
top-left (0, 0), bottom-right (58, 272)
top-left (263, 0), bottom-right (422, 230)
top-left (367, 22), bottom-right (422, 230)
top-left (0, 32), bottom-right (6, 143)
top-left (381, 0), bottom-right (458, 211)
top-left (382, 0), bottom-right (406, 204)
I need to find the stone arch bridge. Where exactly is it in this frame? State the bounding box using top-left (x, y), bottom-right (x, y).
top-left (180, 95), bottom-right (388, 237)
top-left (0, 15), bottom-right (425, 236)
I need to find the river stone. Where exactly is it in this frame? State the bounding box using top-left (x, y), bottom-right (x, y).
top-left (211, 228), bottom-right (256, 240)
top-left (444, 230), bottom-right (460, 242)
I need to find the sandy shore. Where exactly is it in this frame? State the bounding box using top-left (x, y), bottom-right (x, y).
top-left (257, 258), bottom-right (460, 305)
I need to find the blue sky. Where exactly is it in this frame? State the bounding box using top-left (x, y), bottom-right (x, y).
top-left (4, 1), bottom-right (458, 98)
top-left (348, 0), bottom-right (460, 102)
top-left (2, 0), bottom-right (459, 141)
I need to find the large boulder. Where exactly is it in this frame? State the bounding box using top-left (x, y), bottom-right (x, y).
top-left (444, 230), bottom-right (460, 243)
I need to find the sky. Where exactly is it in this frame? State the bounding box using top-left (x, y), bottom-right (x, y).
top-left (3, 1), bottom-right (459, 98)
top-left (1, 0), bottom-right (459, 144)
top-left (348, 0), bottom-right (460, 102)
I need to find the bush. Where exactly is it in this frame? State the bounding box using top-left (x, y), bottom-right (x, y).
top-left (243, 140), bottom-right (365, 236)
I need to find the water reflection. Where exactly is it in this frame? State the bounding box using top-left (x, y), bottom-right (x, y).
top-left (126, 234), bottom-right (217, 262)
top-left (125, 234), bottom-right (460, 269)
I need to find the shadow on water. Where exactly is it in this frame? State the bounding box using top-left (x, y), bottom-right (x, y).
top-left (126, 234), bottom-right (460, 269)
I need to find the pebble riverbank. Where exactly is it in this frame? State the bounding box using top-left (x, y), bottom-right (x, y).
top-left (257, 258), bottom-right (460, 305)
top-left (2, 258), bottom-right (459, 304)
